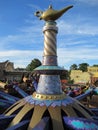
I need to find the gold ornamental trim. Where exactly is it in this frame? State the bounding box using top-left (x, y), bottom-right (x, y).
top-left (32, 92), bottom-right (66, 100)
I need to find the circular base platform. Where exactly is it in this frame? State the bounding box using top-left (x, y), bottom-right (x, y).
top-left (3, 93), bottom-right (97, 130)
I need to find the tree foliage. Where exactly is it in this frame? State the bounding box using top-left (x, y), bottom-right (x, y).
top-left (60, 70), bottom-right (69, 80)
top-left (78, 63), bottom-right (89, 72)
top-left (93, 64), bottom-right (98, 67)
top-left (26, 59), bottom-right (41, 71)
top-left (69, 63), bottom-right (89, 72)
top-left (70, 64), bottom-right (78, 70)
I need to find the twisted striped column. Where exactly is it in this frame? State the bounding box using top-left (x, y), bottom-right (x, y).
top-left (43, 22), bottom-right (58, 56)
top-left (42, 21), bottom-right (58, 65)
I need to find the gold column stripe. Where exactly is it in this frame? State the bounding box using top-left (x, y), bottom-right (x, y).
top-left (8, 103), bottom-right (34, 127)
top-left (73, 102), bottom-right (92, 119)
top-left (4, 100), bottom-right (22, 114)
top-left (28, 105), bottom-right (46, 130)
top-left (62, 105), bottom-right (78, 117)
top-left (48, 106), bottom-right (64, 130)
top-left (5, 100), bottom-right (26, 116)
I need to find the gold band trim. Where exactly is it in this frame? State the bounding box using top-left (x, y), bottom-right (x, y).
top-left (32, 92), bottom-right (66, 100)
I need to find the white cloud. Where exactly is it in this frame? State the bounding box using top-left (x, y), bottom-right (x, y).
top-left (45, 0), bottom-right (98, 6)
top-left (57, 46), bottom-right (98, 68)
top-left (28, 4), bottom-right (44, 11)
top-left (75, 0), bottom-right (98, 6)
top-left (0, 23), bottom-right (44, 51)
top-left (0, 43), bottom-right (98, 69)
top-left (58, 20), bottom-right (98, 35)
top-left (0, 50), bottom-right (43, 68)
top-left (0, 22), bottom-right (97, 69)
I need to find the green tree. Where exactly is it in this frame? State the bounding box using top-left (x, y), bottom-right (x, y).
top-left (26, 58), bottom-right (41, 71)
top-left (93, 64), bottom-right (98, 67)
top-left (68, 79), bottom-right (74, 84)
top-left (60, 70), bottom-right (69, 80)
top-left (70, 64), bottom-right (78, 70)
top-left (78, 63), bottom-right (89, 72)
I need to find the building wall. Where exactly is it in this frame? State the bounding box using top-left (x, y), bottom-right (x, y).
top-left (88, 66), bottom-right (98, 74)
top-left (88, 67), bottom-right (98, 84)
top-left (0, 60), bottom-right (27, 81)
top-left (70, 66), bottom-right (98, 85)
top-left (70, 70), bottom-right (90, 84)
top-left (0, 61), bottom-right (14, 80)
top-left (4, 71), bottom-right (27, 81)
top-left (4, 62), bottom-right (14, 71)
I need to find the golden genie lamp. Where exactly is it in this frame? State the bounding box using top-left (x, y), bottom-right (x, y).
top-left (0, 5), bottom-right (98, 130)
top-left (34, 5), bottom-right (73, 21)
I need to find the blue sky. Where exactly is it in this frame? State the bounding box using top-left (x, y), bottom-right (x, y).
top-left (0, 0), bottom-right (98, 70)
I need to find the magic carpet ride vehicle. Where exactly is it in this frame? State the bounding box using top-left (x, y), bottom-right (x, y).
top-left (0, 4), bottom-right (98, 130)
